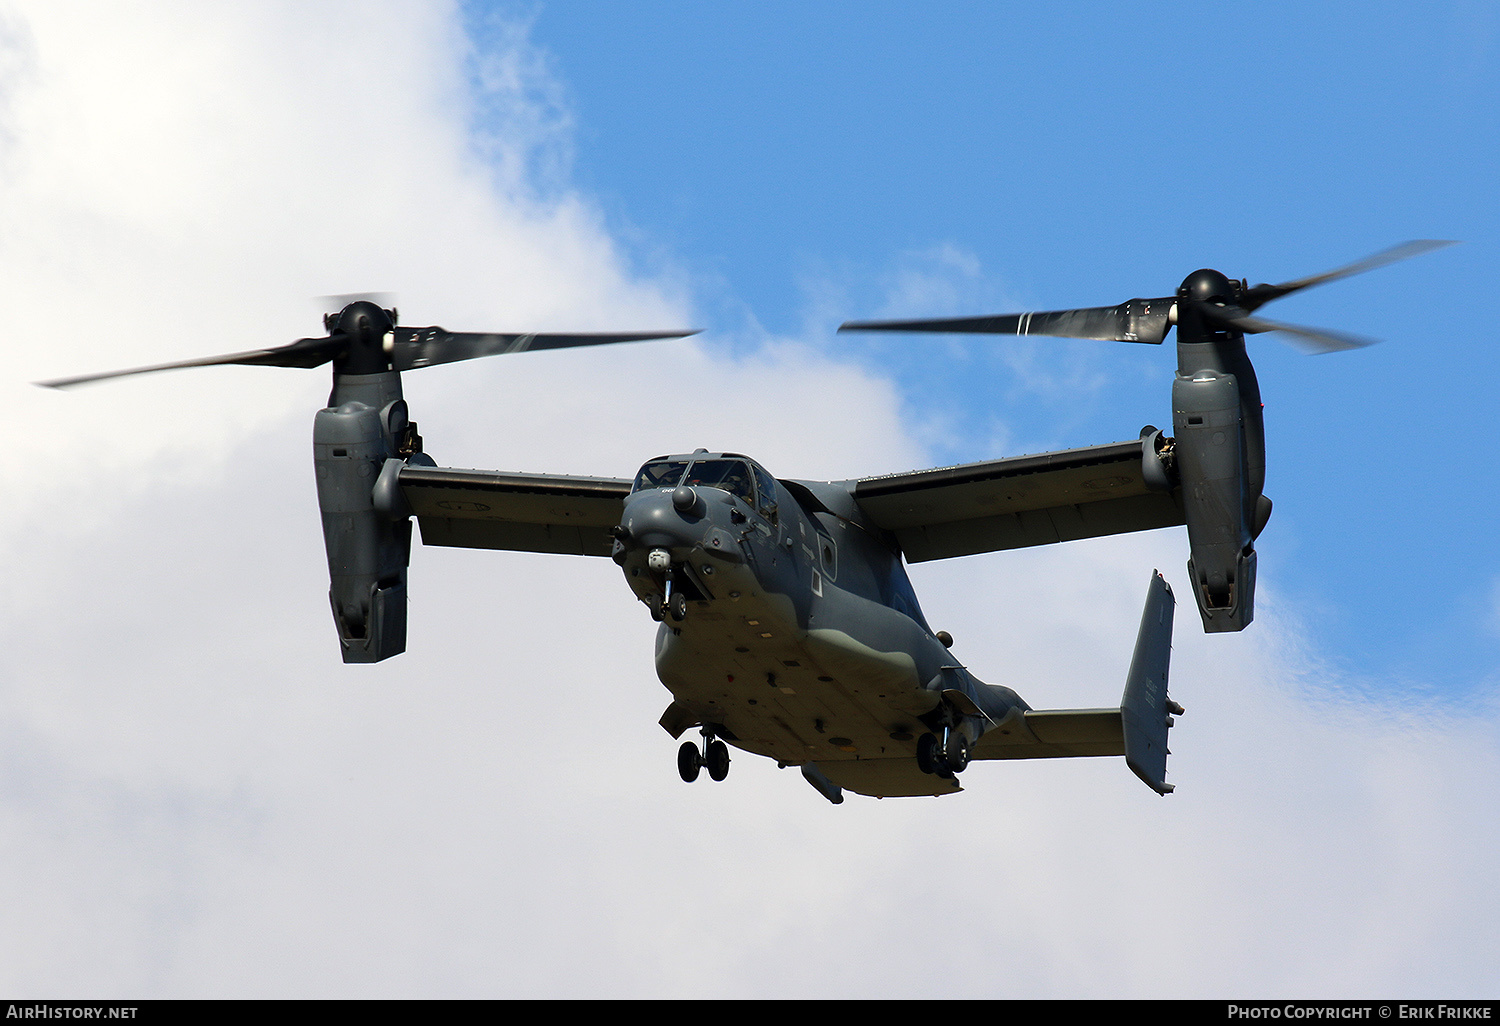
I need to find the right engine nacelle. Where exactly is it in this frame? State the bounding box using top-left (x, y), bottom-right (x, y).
top-left (1171, 370), bottom-right (1258, 632)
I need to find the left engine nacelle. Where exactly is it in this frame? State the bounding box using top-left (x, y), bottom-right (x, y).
top-left (313, 376), bottom-right (412, 663)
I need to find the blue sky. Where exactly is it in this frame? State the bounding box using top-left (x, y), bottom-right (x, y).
top-left (1, 1), bottom-right (1496, 999)
top-left (491, 0), bottom-right (1500, 692)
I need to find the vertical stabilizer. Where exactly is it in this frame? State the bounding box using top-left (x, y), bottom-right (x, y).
top-left (1121, 571), bottom-right (1180, 794)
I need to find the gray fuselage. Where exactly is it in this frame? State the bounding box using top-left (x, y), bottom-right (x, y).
top-left (612, 452), bottom-right (1026, 794)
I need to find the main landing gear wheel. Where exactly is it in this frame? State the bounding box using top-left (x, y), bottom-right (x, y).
top-left (917, 730), bottom-right (967, 778)
top-left (916, 732), bottom-right (940, 775)
top-left (678, 735), bottom-right (730, 784)
top-left (678, 741), bottom-right (702, 782)
top-left (706, 739), bottom-right (730, 781)
top-left (944, 731), bottom-right (970, 773)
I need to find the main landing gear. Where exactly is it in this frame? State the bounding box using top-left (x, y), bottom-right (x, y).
top-left (678, 730), bottom-right (730, 783)
top-left (916, 728), bottom-right (970, 779)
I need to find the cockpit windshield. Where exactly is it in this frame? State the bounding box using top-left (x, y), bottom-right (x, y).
top-left (631, 457), bottom-right (759, 508)
top-left (681, 460), bottom-right (754, 505)
top-left (632, 460), bottom-right (686, 492)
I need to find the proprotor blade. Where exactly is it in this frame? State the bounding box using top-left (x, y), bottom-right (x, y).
top-left (839, 298), bottom-right (1176, 344)
top-left (389, 328), bottom-right (699, 371)
top-left (1240, 239), bottom-right (1456, 312)
top-left (35, 335), bottom-right (344, 389)
top-left (1194, 304), bottom-right (1375, 355)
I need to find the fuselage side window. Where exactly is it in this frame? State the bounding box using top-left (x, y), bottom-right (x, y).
top-left (818, 530), bottom-right (837, 580)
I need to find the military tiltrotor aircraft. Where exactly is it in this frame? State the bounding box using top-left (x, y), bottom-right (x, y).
top-left (41, 241), bottom-right (1448, 804)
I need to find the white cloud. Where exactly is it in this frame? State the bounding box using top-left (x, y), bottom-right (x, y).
top-left (0, 0), bottom-right (1495, 1000)
top-left (0, 1), bottom-right (683, 499)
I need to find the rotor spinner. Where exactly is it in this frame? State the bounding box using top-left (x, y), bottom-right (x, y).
top-left (1177, 268), bottom-right (1243, 306)
top-left (325, 301), bottom-right (397, 376)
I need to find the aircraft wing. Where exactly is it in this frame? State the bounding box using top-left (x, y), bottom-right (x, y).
top-left (851, 438), bottom-right (1183, 562)
top-left (397, 465), bottom-right (631, 556)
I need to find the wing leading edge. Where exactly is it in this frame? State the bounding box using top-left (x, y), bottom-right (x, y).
top-left (397, 465), bottom-right (631, 556)
top-left (398, 436), bottom-right (1182, 561)
top-left (851, 437), bottom-right (1183, 562)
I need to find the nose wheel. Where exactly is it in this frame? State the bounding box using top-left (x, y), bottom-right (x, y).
top-left (663, 574), bottom-right (689, 621)
top-left (646, 576), bottom-right (689, 623)
top-left (678, 733), bottom-right (730, 783)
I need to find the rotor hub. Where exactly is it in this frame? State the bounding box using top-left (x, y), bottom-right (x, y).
top-left (1177, 268), bottom-right (1239, 305)
top-left (330, 301), bottom-right (396, 375)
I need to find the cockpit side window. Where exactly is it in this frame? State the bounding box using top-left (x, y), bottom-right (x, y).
top-left (632, 460), bottom-right (687, 493)
top-left (750, 464), bottom-right (777, 512)
top-left (681, 459), bottom-right (755, 506)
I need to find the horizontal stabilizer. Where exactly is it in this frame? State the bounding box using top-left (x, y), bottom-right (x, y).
top-left (971, 707), bottom-right (1125, 760)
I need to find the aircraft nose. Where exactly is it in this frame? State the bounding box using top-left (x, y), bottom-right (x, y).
top-left (617, 488), bottom-right (707, 556)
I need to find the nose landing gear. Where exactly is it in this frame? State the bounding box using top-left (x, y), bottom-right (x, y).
top-left (642, 548), bottom-right (691, 623)
top-left (678, 731), bottom-right (730, 783)
top-left (645, 588), bottom-right (687, 622)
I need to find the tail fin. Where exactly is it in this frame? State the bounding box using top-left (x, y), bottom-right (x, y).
top-left (1121, 571), bottom-right (1180, 794)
